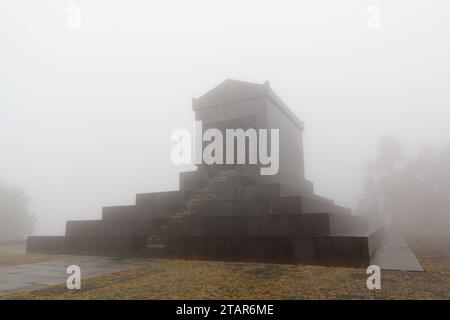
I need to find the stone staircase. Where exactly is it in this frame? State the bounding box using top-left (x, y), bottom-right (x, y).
top-left (176, 170), bottom-right (239, 215)
top-left (146, 169), bottom-right (238, 250)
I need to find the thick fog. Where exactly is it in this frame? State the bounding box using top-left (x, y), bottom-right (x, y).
top-left (1, 0), bottom-right (450, 235)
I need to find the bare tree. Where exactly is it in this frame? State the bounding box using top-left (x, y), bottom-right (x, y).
top-left (0, 184), bottom-right (35, 241)
top-left (361, 135), bottom-right (406, 225)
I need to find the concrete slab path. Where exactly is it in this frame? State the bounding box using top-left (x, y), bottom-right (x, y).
top-left (0, 255), bottom-right (158, 296)
top-left (371, 230), bottom-right (424, 272)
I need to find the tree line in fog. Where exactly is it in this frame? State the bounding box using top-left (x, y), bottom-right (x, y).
top-left (0, 184), bottom-right (35, 241)
top-left (358, 135), bottom-right (450, 229)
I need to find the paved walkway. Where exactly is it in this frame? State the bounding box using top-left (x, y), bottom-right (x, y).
top-left (371, 230), bottom-right (424, 272)
top-left (0, 255), bottom-right (158, 296)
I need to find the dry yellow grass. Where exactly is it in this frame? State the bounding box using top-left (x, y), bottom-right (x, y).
top-left (0, 245), bottom-right (67, 267)
top-left (4, 258), bottom-right (450, 300)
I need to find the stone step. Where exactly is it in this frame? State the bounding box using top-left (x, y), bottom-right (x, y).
top-left (162, 170), bottom-right (233, 231)
top-left (142, 245), bottom-right (166, 257)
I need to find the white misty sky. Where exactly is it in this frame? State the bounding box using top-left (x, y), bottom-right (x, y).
top-left (1, 0), bottom-right (449, 234)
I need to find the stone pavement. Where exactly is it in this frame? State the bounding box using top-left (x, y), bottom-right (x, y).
top-left (371, 229), bottom-right (424, 272)
top-left (0, 255), bottom-right (158, 296)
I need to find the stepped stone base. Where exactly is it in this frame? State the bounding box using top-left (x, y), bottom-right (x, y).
top-left (27, 193), bottom-right (382, 266)
top-left (26, 179), bottom-right (382, 266)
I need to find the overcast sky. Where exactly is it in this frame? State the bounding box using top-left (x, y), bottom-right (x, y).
top-left (1, 0), bottom-right (450, 234)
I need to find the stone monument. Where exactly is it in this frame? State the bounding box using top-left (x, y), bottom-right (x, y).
top-left (27, 79), bottom-right (382, 267)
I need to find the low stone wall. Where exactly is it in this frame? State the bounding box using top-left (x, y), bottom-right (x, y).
top-left (26, 236), bottom-right (68, 254)
top-left (65, 217), bottom-right (170, 238)
top-left (175, 213), bottom-right (367, 238)
top-left (101, 191), bottom-right (195, 220)
top-left (368, 227), bottom-right (385, 258)
top-left (165, 235), bottom-right (373, 267)
top-left (102, 205), bottom-right (137, 220)
top-left (26, 235), bottom-right (147, 255)
top-left (195, 195), bottom-right (352, 217)
top-left (135, 190), bottom-right (194, 218)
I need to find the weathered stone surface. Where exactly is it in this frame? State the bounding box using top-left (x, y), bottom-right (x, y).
top-left (26, 236), bottom-right (67, 254)
top-left (165, 236), bottom-right (186, 256)
top-left (316, 236), bottom-right (369, 267)
top-left (184, 195), bottom-right (354, 217)
top-left (102, 205), bottom-right (137, 220)
top-left (329, 214), bottom-right (368, 235)
top-left (290, 214), bottom-right (330, 236)
top-left (165, 233), bottom-right (375, 266)
top-left (235, 198), bottom-right (269, 216)
top-left (66, 219), bottom-right (164, 238)
top-left (269, 196), bottom-right (302, 214)
top-left (292, 237), bottom-right (318, 264)
top-left (135, 191), bottom-right (194, 218)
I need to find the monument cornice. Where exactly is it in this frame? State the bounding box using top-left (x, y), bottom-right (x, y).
top-left (192, 80), bottom-right (304, 131)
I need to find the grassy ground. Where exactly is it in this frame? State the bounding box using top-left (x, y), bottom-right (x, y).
top-left (2, 232), bottom-right (450, 300)
top-left (0, 244), bottom-right (67, 267)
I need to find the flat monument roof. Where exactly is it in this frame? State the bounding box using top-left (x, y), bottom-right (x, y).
top-left (192, 79), bottom-right (304, 130)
